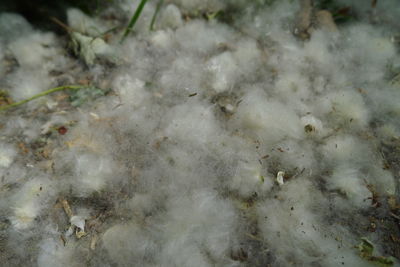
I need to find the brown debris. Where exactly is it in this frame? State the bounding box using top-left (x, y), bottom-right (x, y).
top-left (61, 198), bottom-right (73, 219)
top-left (315, 10), bottom-right (338, 32)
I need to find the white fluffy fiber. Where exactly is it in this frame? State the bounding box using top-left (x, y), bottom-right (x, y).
top-left (0, 0), bottom-right (399, 266)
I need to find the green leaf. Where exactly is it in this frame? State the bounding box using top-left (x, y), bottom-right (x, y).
top-left (68, 87), bottom-right (110, 107)
top-left (357, 238), bottom-right (394, 266)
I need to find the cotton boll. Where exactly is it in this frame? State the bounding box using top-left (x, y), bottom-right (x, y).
top-left (10, 177), bottom-right (55, 230)
top-left (158, 4), bottom-right (183, 30)
top-left (0, 142), bottom-right (17, 168)
top-left (207, 51), bottom-right (238, 93)
top-left (233, 89), bottom-right (304, 144)
top-left (326, 166), bottom-right (372, 209)
top-left (0, 13), bottom-right (32, 43)
top-left (102, 222), bottom-right (157, 266)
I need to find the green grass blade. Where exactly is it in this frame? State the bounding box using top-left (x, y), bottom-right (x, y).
top-left (149, 0), bottom-right (164, 31)
top-left (0, 85), bottom-right (87, 112)
top-left (120, 0), bottom-right (148, 43)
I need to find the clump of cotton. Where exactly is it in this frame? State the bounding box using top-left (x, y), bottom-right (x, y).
top-left (0, 142), bottom-right (17, 168)
top-left (256, 178), bottom-right (367, 266)
top-left (112, 74), bottom-right (151, 109)
top-left (6, 68), bottom-right (52, 102)
top-left (10, 177), bottom-right (55, 230)
top-left (326, 166), bottom-right (372, 209)
top-left (341, 24), bottom-right (396, 83)
top-left (368, 167), bottom-right (396, 196)
top-left (272, 139), bottom-right (316, 171)
top-left (171, 0), bottom-right (226, 13)
top-left (0, 13), bottom-right (32, 43)
top-left (102, 222), bottom-right (157, 266)
top-left (37, 238), bottom-right (83, 267)
top-left (300, 114), bottom-right (325, 137)
top-left (67, 8), bottom-right (110, 36)
top-left (1, 0), bottom-right (399, 266)
top-left (175, 20), bottom-right (234, 55)
top-left (71, 153), bottom-right (116, 195)
top-left (163, 101), bottom-right (222, 146)
top-left (159, 190), bottom-right (238, 265)
top-left (229, 151), bottom-right (273, 198)
top-left (319, 90), bottom-right (370, 128)
top-left (158, 4), bottom-right (183, 30)
top-left (233, 89), bottom-right (304, 144)
top-left (9, 32), bottom-right (62, 69)
top-left (321, 134), bottom-right (372, 165)
top-left (207, 51), bottom-right (238, 93)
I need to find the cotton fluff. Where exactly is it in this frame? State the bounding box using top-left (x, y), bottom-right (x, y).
top-left (321, 134), bottom-right (372, 166)
top-left (368, 167), bottom-right (396, 196)
top-left (67, 8), bottom-right (109, 36)
top-left (207, 51), bottom-right (238, 93)
top-left (102, 222), bottom-right (157, 266)
top-left (72, 153), bottom-right (116, 195)
top-left (158, 4), bottom-right (183, 30)
top-left (37, 238), bottom-right (84, 267)
top-left (272, 139), bottom-right (316, 170)
top-left (7, 68), bottom-right (52, 102)
top-left (171, 0), bottom-right (226, 12)
top-left (0, 13), bottom-right (32, 43)
top-left (326, 166), bottom-right (372, 209)
top-left (233, 89), bottom-right (304, 144)
top-left (342, 24), bottom-right (396, 83)
top-left (9, 32), bottom-right (59, 69)
top-left (159, 190), bottom-right (238, 265)
top-left (112, 74), bottom-right (150, 109)
top-left (159, 55), bottom-right (205, 93)
top-left (175, 20), bottom-right (233, 55)
top-left (318, 90), bottom-right (369, 128)
top-left (230, 154), bottom-right (273, 198)
top-left (163, 102), bottom-right (221, 146)
top-left (300, 114), bottom-right (325, 136)
top-left (256, 179), bottom-right (368, 266)
top-left (1, 1), bottom-right (400, 266)
top-left (0, 142), bottom-right (17, 168)
top-left (10, 177), bottom-right (54, 230)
